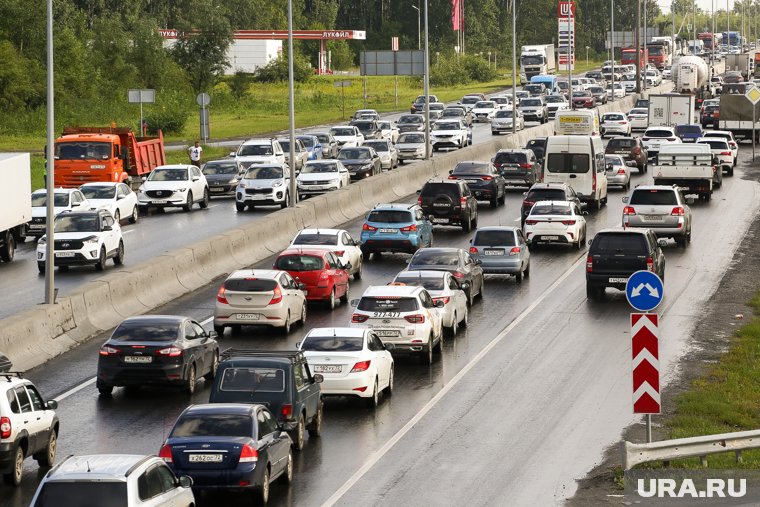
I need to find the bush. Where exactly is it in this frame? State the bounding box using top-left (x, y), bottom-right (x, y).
top-left (430, 54), bottom-right (498, 87)
top-left (143, 93), bottom-right (191, 135)
top-left (462, 55), bottom-right (498, 82)
top-left (254, 53), bottom-right (313, 83)
top-left (227, 71), bottom-right (253, 99)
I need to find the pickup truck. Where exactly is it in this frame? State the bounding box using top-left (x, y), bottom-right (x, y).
top-left (209, 349), bottom-right (323, 451)
top-left (652, 144), bottom-right (717, 201)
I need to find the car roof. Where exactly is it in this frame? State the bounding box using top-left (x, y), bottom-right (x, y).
top-left (496, 148), bottom-right (531, 154)
top-left (413, 247), bottom-right (462, 255)
top-left (228, 269), bottom-right (283, 280)
top-left (703, 130), bottom-right (732, 136)
top-left (371, 203), bottom-right (416, 211)
top-left (528, 182), bottom-right (571, 190)
top-left (241, 138), bottom-right (275, 145)
top-left (153, 164), bottom-right (193, 170)
top-left (305, 327), bottom-right (366, 338)
top-left (47, 455), bottom-right (153, 481)
top-left (532, 200), bottom-right (572, 207)
top-left (119, 315), bottom-right (186, 326)
top-left (595, 226), bottom-right (650, 235)
top-left (361, 285), bottom-right (425, 297)
top-left (32, 188), bottom-right (80, 195)
top-left (278, 248), bottom-right (329, 258)
top-left (55, 209), bottom-right (105, 218)
top-left (474, 226), bottom-right (519, 233)
top-left (602, 111), bottom-right (626, 116)
top-left (697, 137), bottom-right (728, 144)
top-left (183, 403), bottom-right (258, 416)
top-left (645, 126), bottom-right (676, 132)
top-left (631, 185), bottom-right (678, 192)
top-left (395, 269), bottom-right (449, 279)
top-left (298, 228), bottom-right (344, 235)
top-left (80, 182), bottom-right (120, 187)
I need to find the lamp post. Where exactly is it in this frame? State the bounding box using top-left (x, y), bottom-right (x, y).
top-left (586, 46), bottom-right (590, 66)
top-left (412, 4), bottom-right (421, 51)
top-left (423, 0), bottom-right (431, 160)
top-left (287, 0), bottom-right (297, 208)
top-left (44, 0), bottom-right (55, 304)
top-left (611, 0), bottom-right (616, 101)
top-left (512, 0), bottom-right (517, 135)
top-left (488, 51), bottom-right (492, 67)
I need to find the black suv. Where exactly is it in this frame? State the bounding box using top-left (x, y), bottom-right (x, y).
top-left (492, 149), bottom-right (541, 188)
top-left (418, 180), bottom-right (479, 232)
top-left (524, 137), bottom-right (548, 166)
top-left (521, 182), bottom-right (581, 225)
top-left (448, 161), bottom-right (506, 208)
top-left (209, 349), bottom-right (323, 451)
top-left (585, 228), bottom-right (665, 300)
top-left (349, 119), bottom-right (381, 140)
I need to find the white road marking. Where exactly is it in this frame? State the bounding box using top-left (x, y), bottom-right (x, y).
top-left (320, 252), bottom-right (587, 507)
top-left (123, 229), bottom-right (135, 234)
top-left (200, 316), bottom-right (213, 326)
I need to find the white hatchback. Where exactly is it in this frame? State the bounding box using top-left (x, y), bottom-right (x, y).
top-left (627, 107), bottom-right (649, 130)
top-left (290, 228), bottom-right (364, 280)
top-left (296, 160), bottom-right (350, 199)
top-left (523, 200), bottom-right (587, 248)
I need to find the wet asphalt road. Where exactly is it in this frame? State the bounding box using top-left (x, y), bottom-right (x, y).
top-left (3, 129), bottom-right (759, 506)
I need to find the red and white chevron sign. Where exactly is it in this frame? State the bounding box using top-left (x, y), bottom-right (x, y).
top-left (631, 313), bottom-right (660, 414)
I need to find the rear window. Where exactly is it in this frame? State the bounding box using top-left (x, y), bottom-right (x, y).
top-left (530, 204), bottom-right (572, 216)
top-left (603, 114), bottom-right (625, 121)
top-left (472, 230), bottom-right (516, 246)
top-left (292, 234), bottom-right (338, 246)
top-left (219, 367), bottom-right (286, 392)
top-left (526, 189), bottom-right (566, 201)
top-left (110, 322), bottom-right (178, 342)
top-left (275, 255), bottom-right (324, 272)
top-left (629, 189), bottom-right (678, 206)
top-left (453, 162), bottom-right (490, 174)
top-left (494, 152), bottom-right (528, 165)
top-left (170, 414), bottom-right (252, 437)
top-left (411, 250), bottom-right (460, 266)
top-left (675, 125), bottom-right (702, 134)
top-left (357, 297), bottom-right (419, 312)
top-left (591, 233), bottom-right (647, 255)
top-left (546, 153), bottom-right (590, 174)
top-left (698, 140), bottom-right (728, 150)
top-left (645, 129), bottom-right (675, 138)
top-left (367, 210), bottom-right (413, 224)
top-left (33, 482), bottom-right (127, 507)
top-left (393, 275), bottom-right (445, 290)
top-left (607, 138), bottom-right (636, 149)
top-left (421, 182), bottom-right (461, 198)
top-left (301, 335), bottom-right (363, 352)
top-left (224, 278), bottom-right (277, 292)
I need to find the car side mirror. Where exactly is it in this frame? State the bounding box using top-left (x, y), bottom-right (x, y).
top-left (229, 152), bottom-right (236, 157)
top-left (475, 259), bottom-right (482, 265)
top-left (102, 225), bottom-right (112, 231)
top-left (350, 299), bottom-right (360, 307)
top-left (313, 373), bottom-right (324, 384)
top-left (207, 330), bottom-right (218, 340)
top-left (117, 194), bottom-right (124, 200)
top-left (45, 400), bottom-right (58, 410)
top-left (434, 300), bottom-right (445, 308)
top-left (342, 262), bottom-right (352, 270)
top-left (384, 342), bottom-right (396, 351)
top-left (295, 341), bottom-right (302, 349)
top-left (460, 282), bottom-right (471, 290)
top-left (657, 239), bottom-right (668, 247)
top-left (298, 283), bottom-right (307, 290)
top-left (448, 169), bottom-right (453, 175)
top-left (622, 196), bottom-right (629, 203)
top-left (582, 211), bottom-right (589, 215)
top-left (178, 476), bottom-right (194, 488)
top-left (587, 238), bottom-right (593, 245)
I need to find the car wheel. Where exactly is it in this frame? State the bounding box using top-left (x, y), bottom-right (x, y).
top-left (213, 324), bottom-right (225, 337)
top-left (204, 351), bottom-right (218, 382)
top-left (257, 467), bottom-right (270, 505)
top-left (461, 215), bottom-right (471, 233)
top-left (365, 378), bottom-right (380, 409)
top-left (292, 414), bottom-right (305, 451)
top-left (199, 188), bottom-right (210, 209)
top-left (94, 247), bottom-right (107, 271)
top-left (2, 446), bottom-right (24, 486)
top-left (281, 192), bottom-right (290, 210)
top-left (129, 206), bottom-right (138, 224)
top-left (281, 312), bottom-right (291, 335)
top-left (471, 214), bottom-right (478, 229)
top-left (385, 366), bottom-right (394, 395)
top-left (353, 259), bottom-right (362, 280)
top-left (340, 282), bottom-right (350, 304)
top-left (524, 261), bottom-right (530, 278)
top-left (728, 166), bottom-right (734, 176)
top-left (113, 210), bottom-right (120, 223)
top-left (182, 191), bottom-right (193, 212)
top-left (35, 429), bottom-right (57, 467)
top-left (461, 306), bottom-right (468, 328)
top-left (96, 380), bottom-right (113, 396)
top-left (300, 303), bottom-right (307, 326)
top-left (184, 364), bottom-right (196, 395)
top-left (138, 204), bottom-right (148, 214)
top-left (307, 399), bottom-right (323, 437)
top-left (279, 449), bottom-right (294, 484)
top-left (113, 241), bottom-right (125, 266)
top-left (420, 336), bottom-right (434, 365)
top-left (448, 312), bottom-right (458, 336)
top-left (516, 268), bottom-right (523, 284)
top-left (586, 284), bottom-right (603, 301)
top-left (327, 288), bottom-right (336, 310)
top-left (466, 288), bottom-right (474, 307)
top-left (0, 232), bottom-right (15, 262)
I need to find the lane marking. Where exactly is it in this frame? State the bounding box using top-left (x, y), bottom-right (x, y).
top-left (123, 229), bottom-right (135, 234)
top-left (320, 252), bottom-right (587, 507)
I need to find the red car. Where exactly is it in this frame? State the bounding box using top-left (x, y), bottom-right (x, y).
top-left (571, 91), bottom-right (596, 109)
top-left (274, 249), bottom-right (350, 309)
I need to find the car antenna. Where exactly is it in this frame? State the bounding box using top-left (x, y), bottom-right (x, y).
top-left (86, 460), bottom-right (91, 473)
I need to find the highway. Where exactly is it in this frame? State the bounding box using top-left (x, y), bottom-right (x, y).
top-left (3, 130), bottom-right (758, 506)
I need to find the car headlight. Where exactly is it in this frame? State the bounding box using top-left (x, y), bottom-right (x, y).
top-left (228, 178), bottom-right (239, 185)
top-left (361, 163), bottom-right (372, 169)
top-left (175, 188), bottom-right (187, 193)
top-left (137, 186), bottom-right (145, 193)
top-left (273, 180), bottom-right (284, 187)
top-left (82, 235), bottom-right (99, 244)
top-left (38, 236), bottom-right (46, 245)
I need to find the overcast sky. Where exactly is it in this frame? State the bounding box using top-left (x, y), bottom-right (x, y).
top-left (657, 0), bottom-right (741, 14)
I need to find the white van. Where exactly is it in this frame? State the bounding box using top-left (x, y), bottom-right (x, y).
top-left (543, 135), bottom-right (608, 209)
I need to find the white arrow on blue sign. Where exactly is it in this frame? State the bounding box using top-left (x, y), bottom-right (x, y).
top-left (625, 270), bottom-right (664, 312)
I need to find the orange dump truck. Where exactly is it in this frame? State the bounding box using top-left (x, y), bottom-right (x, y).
top-left (52, 126), bottom-right (166, 187)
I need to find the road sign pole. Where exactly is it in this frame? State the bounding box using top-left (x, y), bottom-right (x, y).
top-left (342, 85), bottom-right (345, 119)
top-left (646, 414), bottom-right (652, 443)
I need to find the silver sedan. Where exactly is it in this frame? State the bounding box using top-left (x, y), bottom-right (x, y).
top-left (391, 270), bottom-right (469, 335)
top-left (468, 226), bottom-right (530, 283)
top-left (605, 154), bottom-right (631, 190)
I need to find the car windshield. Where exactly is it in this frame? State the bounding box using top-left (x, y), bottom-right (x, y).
top-left (80, 186), bottom-right (116, 199)
top-left (377, 122), bottom-right (391, 129)
top-left (699, 140), bottom-right (728, 150)
top-left (530, 204), bottom-right (572, 216)
top-left (353, 122), bottom-right (375, 134)
top-left (363, 142), bottom-right (388, 153)
top-left (331, 128), bottom-right (355, 136)
top-left (224, 278), bottom-right (278, 291)
top-left (433, 122), bottom-right (460, 131)
top-left (148, 168), bottom-right (188, 181)
top-left (298, 137), bottom-right (315, 147)
top-left (33, 482), bottom-right (128, 507)
top-left (357, 297), bottom-right (419, 312)
top-left (474, 101), bottom-right (495, 108)
top-left (574, 91), bottom-right (591, 98)
top-left (472, 230), bottom-right (516, 246)
top-left (274, 255), bottom-right (324, 272)
top-left (315, 134), bottom-right (331, 143)
top-left (54, 215), bottom-right (99, 233)
top-left (494, 152), bottom-right (527, 164)
top-left (31, 193), bottom-right (70, 207)
top-left (302, 162), bottom-right (338, 173)
top-left (603, 114), bottom-right (625, 121)
top-left (545, 96), bottom-right (565, 103)
top-left (411, 250), bottom-right (459, 266)
top-left (367, 210), bottom-right (413, 223)
top-left (629, 189), bottom-right (679, 205)
top-left (278, 140), bottom-right (295, 152)
top-left (171, 414), bottom-right (252, 437)
top-left (55, 141), bottom-right (111, 160)
top-left (591, 233), bottom-right (647, 255)
top-left (292, 233), bottom-right (338, 246)
top-left (495, 110), bottom-right (514, 118)
top-left (238, 144), bottom-right (273, 156)
top-left (399, 134), bottom-right (424, 143)
top-left (244, 166), bottom-right (283, 179)
top-left (521, 99), bottom-right (542, 106)
top-left (676, 125), bottom-right (702, 134)
top-left (608, 138), bottom-right (637, 148)
top-left (110, 321), bottom-right (178, 342)
top-left (557, 82), bottom-right (569, 90)
top-left (219, 367), bottom-right (286, 392)
top-left (398, 116), bottom-right (422, 124)
top-left (202, 162), bottom-right (238, 175)
top-left (394, 275), bottom-right (446, 290)
top-left (546, 153), bottom-right (590, 174)
top-left (338, 149), bottom-right (370, 160)
top-left (521, 55), bottom-right (544, 65)
top-left (589, 87), bottom-right (604, 93)
top-left (453, 162), bottom-right (490, 174)
top-left (442, 109), bottom-right (462, 118)
top-left (301, 335), bottom-right (363, 352)
top-left (645, 129), bottom-right (675, 138)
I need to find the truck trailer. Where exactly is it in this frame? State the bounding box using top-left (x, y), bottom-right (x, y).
top-left (0, 153), bottom-right (32, 262)
top-left (648, 94), bottom-right (696, 127)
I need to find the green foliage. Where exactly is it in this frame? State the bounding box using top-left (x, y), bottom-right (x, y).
top-left (431, 54), bottom-right (498, 86)
top-left (327, 40), bottom-right (355, 70)
top-left (254, 53), bottom-right (313, 83)
top-left (143, 92), bottom-right (192, 135)
top-left (228, 71), bottom-right (253, 99)
top-left (0, 41), bottom-right (34, 111)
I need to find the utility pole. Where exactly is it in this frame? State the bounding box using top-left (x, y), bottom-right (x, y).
top-left (512, 0), bottom-right (517, 135)
top-left (287, 0), bottom-right (296, 208)
top-left (636, 0), bottom-right (642, 93)
top-left (568, 0), bottom-right (573, 109)
top-left (611, 0), bottom-right (616, 100)
top-left (423, 0), bottom-right (431, 160)
top-left (644, 0), bottom-right (648, 91)
top-left (44, 0), bottom-right (55, 304)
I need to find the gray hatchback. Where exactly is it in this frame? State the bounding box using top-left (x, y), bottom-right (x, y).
top-left (622, 185), bottom-right (692, 247)
top-left (468, 227), bottom-right (530, 282)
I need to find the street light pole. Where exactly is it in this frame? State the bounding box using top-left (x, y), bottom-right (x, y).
top-left (512, 0), bottom-right (517, 135)
top-left (644, 0), bottom-right (648, 91)
top-left (611, 0), bottom-right (616, 101)
top-left (287, 0), bottom-right (297, 208)
top-left (412, 4), bottom-right (421, 51)
top-left (44, 0), bottom-right (55, 304)
top-left (423, 0), bottom-right (431, 160)
top-left (636, 0), bottom-right (641, 93)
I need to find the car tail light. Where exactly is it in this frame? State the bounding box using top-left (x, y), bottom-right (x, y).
top-left (623, 206), bottom-right (636, 215)
top-left (281, 404), bottom-right (293, 419)
top-left (432, 296), bottom-right (450, 305)
top-left (618, 121), bottom-right (627, 124)
top-left (448, 175), bottom-right (458, 180)
top-left (334, 250), bottom-right (345, 257)
top-left (730, 141), bottom-right (737, 148)
top-left (99, 345), bottom-right (119, 356)
top-left (525, 219), bottom-right (538, 225)
top-left (269, 286), bottom-right (283, 305)
top-left (469, 247), bottom-right (478, 254)
top-left (0, 417), bottom-right (11, 439)
top-left (452, 271), bottom-right (465, 279)
top-left (509, 247), bottom-right (521, 256)
top-left (720, 151), bottom-right (732, 156)
top-left (404, 314), bottom-right (425, 323)
top-left (459, 197), bottom-right (467, 206)
top-left (216, 286), bottom-right (228, 304)
top-left (362, 223), bottom-right (377, 232)
top-left (667, 137), bottom-right (676, 141)
top-left (352, 313), bottom-right (369, 323)
top-left (481, 175), bottom-right (493, 181)
top-left (671, 206), bottom-right (685, 216)
top-left (159, 444), bottom-right (172, 463)
top-left (239, 444), bottom-right (259, 463)
top-left (350, 360), bottom-right (371, 373)
top-left (633, 147), bottom-right (641, 155)
top-left (417, 195), bottom-right (423, 205)
top-left (400, 224), bottom-right (417, 232)
top-left (647, 257), bottom-right (654, 272)
top-left (352, 386), bottom-right (368, 392)
top-left (519, 163), bottom-right (532, 168)
top-left (586, 256), bottom-right (593, 272)
top-left (561, 220), bottom-right (576, 225)
top-left (156, 346), bottom-right (182, 357)
top-left (523, 200), bottom-right (535, 208)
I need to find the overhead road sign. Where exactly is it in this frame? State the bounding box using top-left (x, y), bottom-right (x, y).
top-left (625, 271), bottom-right (664, 312)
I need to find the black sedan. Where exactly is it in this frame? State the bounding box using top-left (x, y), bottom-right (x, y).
top-left (96, 315), bottom-right (219, 396)
top-left (337, 146), bottom-right (381, 181)
top-left (161, 403), bottom-right (292, 504)
top-left (448, 161), bottom-right (506, 208)
top-left (201, 160), bottom-right (245, 196)
top-left (407, 247), bottom-right (485, 306)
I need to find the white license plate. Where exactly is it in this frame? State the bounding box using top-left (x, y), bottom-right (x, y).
top-left (432, 218), bottom-right (449, 224)
top-left (188, 454), bottom-right (223, 463)
top-left (379, 228), bottom-right (397, 233)
top-left (210, 187), bottom-right (224, 191)
top-left (252, 194), bottom-right (267, 199)
top-left (609, 277), bottom-right (628, 283)
top-left (124, 356), bottom-right (152, 363)
top-left (642, 215), bottom-right (663, 221)
top-left (376, 330), bottom-right (401, 337)
top-left (29, 224), bottom-right (45, 229)
top-left (542, 236), bottom-right (560, 241)
top-left (236, 313), bottom-right (260, 320)
top-left (465, 179), bottom-right (480, 183)
top-left (313, 365), bottom-right (342, 374)
top-left (484, 249), bottom-right (504, 256)
top-left (151, 200), bottom-right (167, 204)
top-left (55, 252), bottom-right (76, 257)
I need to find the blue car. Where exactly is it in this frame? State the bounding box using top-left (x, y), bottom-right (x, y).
top-left (360, 203), bottom-right (433, 258)
top-left (297, 134), bottom-right (323, 160)
top-left (674, 124), bottom-right (704, 143)
top-left (160, 403), bottom-right (292, 504)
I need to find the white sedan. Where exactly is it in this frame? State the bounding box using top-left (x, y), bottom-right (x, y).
top-left (471, 101), bottom-right (498, 122)
top-left (600, 112), bottom-right (632, 138)
top-left (523, 200), bottom-right (587, 249)
top-left (290, 228), bottom-right (364, 279)
top-left (392, 270), bottom-right (468, 335)
top-left (296, 160), bottom-right (351, 199)
top-left (605, 154), bottom-right (631, 190)
top-left (627, 108), bottom-right (649, 131)
top-left (298, 327), bottom-right (394, 408)
top-left (80, 182), bottom-right (139, 224)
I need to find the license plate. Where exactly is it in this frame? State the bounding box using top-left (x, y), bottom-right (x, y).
top-left (542, 236), bottom-right (560, 241)
top-left (210, 187), bottom-right (224, 191)
top-left (29, 224), bottom-right (45, 229)
top-left (432, 218), bottom-right (449, 224)
top-left (376, 330), bottom-right (401, 337)
top-left (313, 365), bottom-right (342, 374)
top-left (484, 249), bottom-right (504, 256)
top-left (642, 215), bottom-right (663, 221)
top-left (236, 313), bottom-right (260, 320)
top-left (465, 179), bottom-right (479, 183)
top-left (124, 356), bottom-right (152, 363)
top-left (151, 200), bottom-right (167, 204)
top-left (609, 277), bottom-right (628, 283)
top-left (188, 454), bottom-right (223, 463)
top-left (379, 228), bottom-right (397, 233)
top-left (55, 252), bottom-right (75, 257)
top-left (252, 194), bottom-right (267, 199)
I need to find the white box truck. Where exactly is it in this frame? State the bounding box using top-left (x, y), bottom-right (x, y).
top-left (553, 110), bottom-right (601, 136)
top-left (652, 144), bottom-right (716, 201)
top-left (647, 94), bottom-right (696, 127)
top-left (0, 153), bottom-right (32, 262)
top-left (520, 45), bottom-right (556, 84)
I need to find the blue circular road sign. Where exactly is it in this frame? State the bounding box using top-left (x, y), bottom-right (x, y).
top-left (625, 270), bottom-right (664, 312)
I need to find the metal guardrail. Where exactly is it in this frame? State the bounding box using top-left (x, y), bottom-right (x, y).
top-left (621, 429), bottom-right (760, 470)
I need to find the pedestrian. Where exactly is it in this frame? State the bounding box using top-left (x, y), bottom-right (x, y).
top-left (188, 141), bottom-right (203, 167)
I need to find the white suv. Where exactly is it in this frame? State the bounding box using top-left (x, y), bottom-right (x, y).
top-left (232, 138), bottom-right (286, 169)
top-left (236, 163), bottom-right (293, 210)
top-left (137, 165), bottom-right (210, 212)
top-left (0, 367), bottom-right (59, 486)
top-left (642, 127), bottom-right (681, 158)
top-left (37, 209), bottom-right (124, 273)
top-left (30, 454), bottom-right (195, 507)
top-left (350, 285), bottom-right (444, 364)
top-left (29, 188), bottom-right (90, 238)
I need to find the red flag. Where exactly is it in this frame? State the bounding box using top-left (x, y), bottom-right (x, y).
top-left (452, 0), bottom-right (461, 31)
